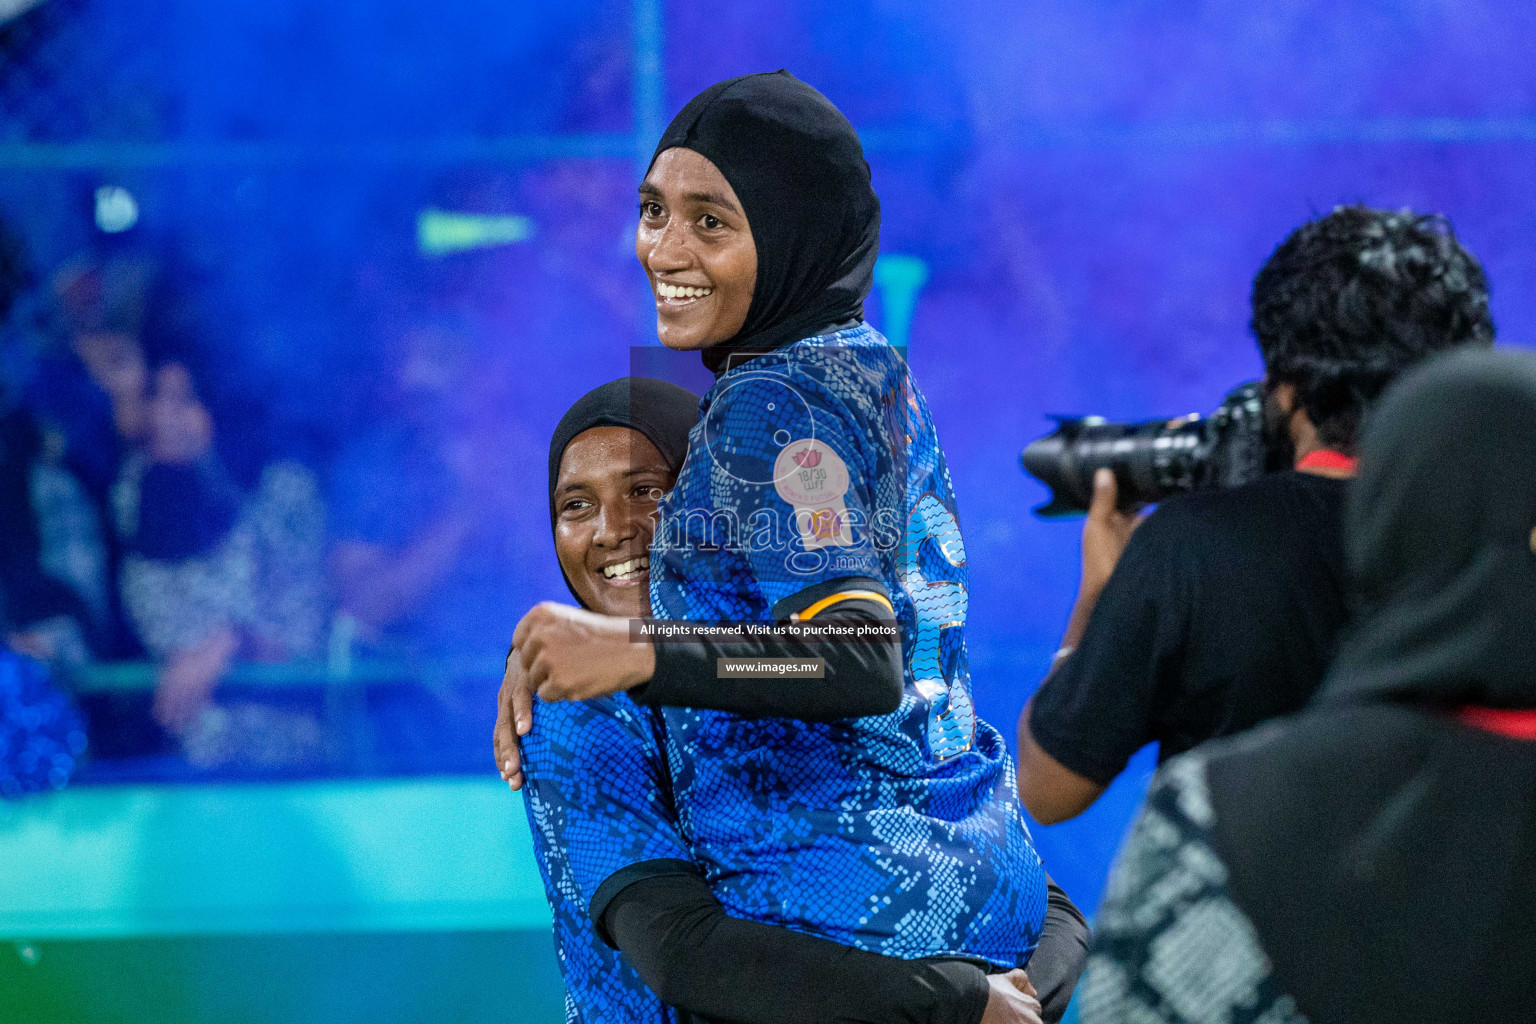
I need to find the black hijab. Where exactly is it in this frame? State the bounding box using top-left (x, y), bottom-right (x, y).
top-left (547, 377), bottom-right (699, 605)
top-left (648, 71), bottom-right (880, 374)
top-left (1206, 348), bottom-right (1536, 1024)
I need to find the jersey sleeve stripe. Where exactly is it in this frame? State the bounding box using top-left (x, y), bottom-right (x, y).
top-left (793, 589), bottom-right (896, 620)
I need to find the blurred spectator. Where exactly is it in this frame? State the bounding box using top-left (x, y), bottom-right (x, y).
top-left (40, 251), bottom-right (155, 498)
top-left (0, 225), bottom-right (112, 667)
top-left (1078, 349), bottom-right (1536, 1024)
top-left (116, 360), bottom-right (326, 750)
top-left (0, 403), bottom-right (106, 668)
top-left (17, 250), bottom-right (162, 660)
top-left (9, 240), bottom-right (328, 764)
top-left (327, 319), bottom-right (497, 657)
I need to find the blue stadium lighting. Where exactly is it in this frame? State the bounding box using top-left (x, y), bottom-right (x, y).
top-left (873, 254), bottom-right (930, 350)
top-left (416, 209), bottom-right (534, 256)
top-left (93, 185), bottom-right (138, 233)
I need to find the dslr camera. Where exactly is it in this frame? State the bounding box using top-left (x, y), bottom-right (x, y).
top-left (1021, 382), bottom-right (1289, 517)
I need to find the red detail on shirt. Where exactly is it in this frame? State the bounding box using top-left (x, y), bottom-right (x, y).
top-left (1296, 450), bottom-right (1360, 474)
top-left (1456, 706), bottom-right (1536, 740)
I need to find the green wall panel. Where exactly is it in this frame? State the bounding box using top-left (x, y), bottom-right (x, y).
top-left (0, 779), bottom-right (566, 1022)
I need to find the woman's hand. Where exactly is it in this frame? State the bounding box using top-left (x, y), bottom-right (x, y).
top-left (981, 970), bottom-right (1043, 1024)
top-left (511, 602), bottom-right (655, 702)
top-left (493, 649), bottom-right (535, 790)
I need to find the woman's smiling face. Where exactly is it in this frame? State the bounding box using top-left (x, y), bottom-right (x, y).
top-left (553, 426), bottom-right (675, 618)
top-left (636, 147), bottom-right (758, 352)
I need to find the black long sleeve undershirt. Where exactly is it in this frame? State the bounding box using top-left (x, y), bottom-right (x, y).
top-left (602, 870), bottom-right (991, 1024)
top-left (598, 866), bottom-right (1091, 1024)
top-left (1027, 880), bottom-right (1091, 1024)
top-left (633, 578), bottom-right (904, 722)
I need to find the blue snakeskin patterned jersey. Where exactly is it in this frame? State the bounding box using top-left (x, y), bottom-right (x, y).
top-left (650, 323), bottom-right (1048, 966)
top-left (519, 694), bottom-right (685, 1024)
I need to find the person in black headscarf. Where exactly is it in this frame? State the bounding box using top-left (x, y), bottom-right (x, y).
top-left (1078, 347), bottom-right (1536, 1024)
top-left (539, 376), bottom-right (698, 616)
top-left (509, 72), bottom-right (1084, 1018)
top-left (498, 377), bottom-right (1060, 1024)
top-left (511, 69), bottom-right (906, 724)
top-left (0, 406), bottom-right (97, 665)
top-left (634, 71), bottom-right (879, 372)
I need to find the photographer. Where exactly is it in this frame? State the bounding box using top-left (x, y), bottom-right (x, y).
top-left (1017, 205), bottom-right (1495, 824)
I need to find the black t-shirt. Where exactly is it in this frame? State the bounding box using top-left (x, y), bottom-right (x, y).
top-left (1029, 471), bottom-right (1349, 785)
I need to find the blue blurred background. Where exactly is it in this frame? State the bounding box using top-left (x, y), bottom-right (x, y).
top-left (1, 0), bottom-right (1534, 1019)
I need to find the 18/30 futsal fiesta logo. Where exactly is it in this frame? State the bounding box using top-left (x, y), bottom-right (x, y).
top-left (773, 438), bottom-right (857, 549)
top-left (649, 364), bottom-right (914, 578)
top-left (652, 429), bottom-right (900, 578)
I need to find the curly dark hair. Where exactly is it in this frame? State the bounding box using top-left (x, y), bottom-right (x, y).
top-left (1250, 205), bottom-right (1494, 450)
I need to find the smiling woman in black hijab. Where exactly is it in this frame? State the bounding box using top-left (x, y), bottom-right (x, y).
top-left (635, 70), bottom-right (879, 371)
top-left (543, 376), bottom-right (698, 612)
top-left (1079, 348), bottom-right (1536, 1024)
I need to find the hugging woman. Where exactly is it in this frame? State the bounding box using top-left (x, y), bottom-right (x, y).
top-left (500, 376), bottom-right (1086, 1023)
top-left (500, 70), bottom-right (1087, 1024)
